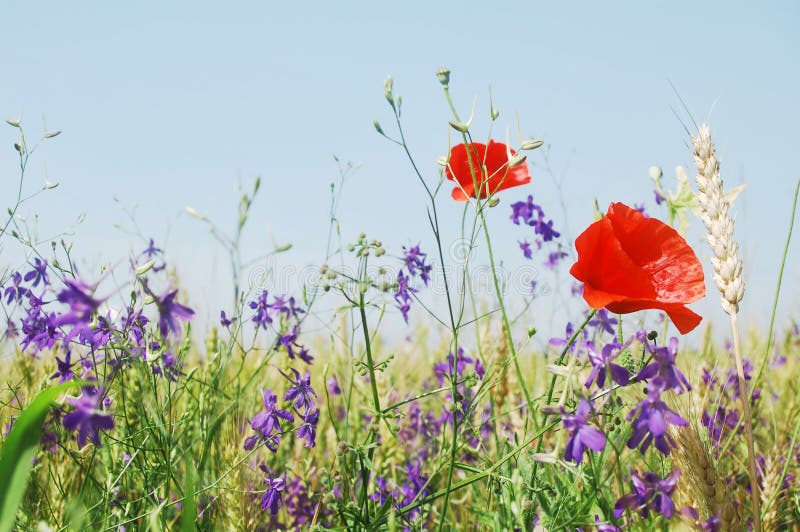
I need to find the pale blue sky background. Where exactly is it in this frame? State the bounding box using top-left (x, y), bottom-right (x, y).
top-left (1, 2), bottom-right (798, 343)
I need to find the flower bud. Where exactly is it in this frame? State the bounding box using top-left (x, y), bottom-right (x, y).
top-left (384, 75), bottom-right (394, 104)
top-left (648, 165), bottom-right (663, 180)
top-left (5, 118), bottom-right (20, 128)
top-left (508, 153), bottom-right (527, 167)
top-left (436, 67), bottom-right (451, 87)
top-left (185, 206), bottom-right (206, 220)
top-left (373, 119), bottom-right (384, 135)
top-left (448, 120), bottom-right (470, 133)
top-left (520, 139), bottom-right (544, 151)
top-left (44, 130), bottom-right (61, 139)
top-left (136, 259), bottom-right (156, 276)
top-left (488, 197), bottom-right (500, 208)
top-left (274, 243), bottom-right (292, 252)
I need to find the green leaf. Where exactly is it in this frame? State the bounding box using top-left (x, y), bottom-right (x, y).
top-left (0, 381), bottom-right (82, 532)
top-left (181, 458), bottom-right (197, 532)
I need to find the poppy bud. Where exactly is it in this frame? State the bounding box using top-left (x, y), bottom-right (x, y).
top-left (373, 119), bottom-right (384, 135)
top-left (185, 206), bottom-right (206, 220)
top-left (520, 139), bottom-right (544, 151)
top-left (5, 118), bottom-right (20, 128)
top-left (648, 165), bottom-right (663, 180)
top-left (436, 67), bottom-right (451, 87)
top-left (274, 243), bottom-right (292, 252)
top-left (44, 130), bottom-right (61, 138)
top-left (508, 153), bottom-right (527, 168)
top-left (448, 120), bottom-right (470, 133)
top-left (488, 197), bottom-right (500, 208)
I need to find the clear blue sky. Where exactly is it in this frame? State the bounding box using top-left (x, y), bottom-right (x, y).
top-left (1, 2), bottom-right (798, 342)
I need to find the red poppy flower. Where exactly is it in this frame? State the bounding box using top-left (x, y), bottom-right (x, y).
top-left (445, 140), bottom-right (531, 201)
top-left (569, 202), bottom-right (706, 334)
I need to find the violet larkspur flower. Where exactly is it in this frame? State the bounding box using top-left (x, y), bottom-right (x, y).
top-left (519, 240), bottom-right (533, 259)
top-left (561, 399), bottom-right (606, 464)
top-left (249, 290), bottom-right (273, 329)
top-left (154, 288), bottom-right (194, 338)
top-left (544, 249), bottom-right (569, 270)
top-left (588, 309), bottom-right (618, 336)
top-left (276, 325), bottom-right (312, 364)
top-left (614, 470), bottom-right (680, 520)
top-left (3, 272), bottom-right (28, 303)
top-left (626, 377), bottom-right (688, 455)
top-left (637, 337), bottom-right (691, 395)
top-left (402, 244), bottom-right (432, 286)
top-left (258, 465), bottom-right (286, 515)
top-left (51, 350), bottom-right (76, 383)
top-left (510, 195), bottom-right (561, 242)
top-left (244, 389), bottom-right (294, 452)
top-left (24, 258), bottom-right (49, 287)
top-left (219, 310), bottom-right (235, 328)
top-left (394, 270), bottom-right (416, 323)
top-left (584, 341), bottom-right (630, 390)
top-left (281, 368), bottom-right (317, 413)
top-left (62, 387), bottom-right (115, 448)
top-left (140, 238), bottom-right (162, 258)
top-left (296, 408), bottom-right (319, 448)
top-left (55, 278), bottom-right (103, 330)
top-left (654, 189), bottom-right (666, 205)
top-left (268, 294), bottom-right (305, 319)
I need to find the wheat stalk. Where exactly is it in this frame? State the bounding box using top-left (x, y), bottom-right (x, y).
top-left (691, 123), bottom-right (760, 532)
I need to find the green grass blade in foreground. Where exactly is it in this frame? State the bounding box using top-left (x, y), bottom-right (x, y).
top-left (181, 458), bottom-right (198, 532)
top-left (0, 381), bottom-right (83, 532)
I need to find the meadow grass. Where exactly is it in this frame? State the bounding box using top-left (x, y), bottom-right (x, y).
top-left (1, 72), bottom-right (799, 531)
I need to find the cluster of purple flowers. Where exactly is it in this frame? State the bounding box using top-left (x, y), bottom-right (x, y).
top-left (700, 355), bottom-right (760, 449)
top-left (510, 195), bottom-right (564, 268)
top-left (394, 244), bottom-right (432, 323)
top-left (248, 290), bottom-right (312, 364)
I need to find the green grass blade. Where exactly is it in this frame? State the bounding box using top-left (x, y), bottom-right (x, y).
top-left (0, 381), bottom-right (82, 532)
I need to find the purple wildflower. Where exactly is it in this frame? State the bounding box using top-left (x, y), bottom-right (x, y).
top-left (626, 377), bottom-right (688, 455)
top-left (244, 389), bottom-right (294, 452)
top-left (268, 295), bottom-right (305, 319)
top-left (654, 189), bottom-right (666, 205)
top-left (637, 337), bottom-right (691, 394)
top-left (23, 258), bottom-right (49, 287)
top-left (589, 309), bottom-right (618, 336)
top-left (62, 387), bottom-right (115, 448)
top-left (154, 288), bottom-right (194, 338)
top-left (394, 270), bottom-right (416, 323)
top-left (219, 310), bottom-right (235, 328)
top-left (614, 470), bottom-right (680, 520)
top-left (282, 368), bottom-right (317, 413)
top-left (561, 399), bottom-right (606, 464)
top-left (258, 466), bottom-right (286, 515)
top-left (140, 238), bottom-right (162, 258)
top-left (3, 272), bottom-right (28, 303)
top-left (51, 351), bottom-right (76, 383)
top-left (402, 245), bottom-right (432, 286)
top-left (519, 240), bottom-right (533, 259)
top-left (55, 279), bottom-right (103, 328)
top-left (585, 341), bottom-right (630, 389)
top-left (296, 408), bottom-right (319, 448)
top-left (276, 325), bottom-right (312, 364)
top-left (250, 290), bottom-right (273, 329)
top-left (544, 249), bottom-right (569, 270)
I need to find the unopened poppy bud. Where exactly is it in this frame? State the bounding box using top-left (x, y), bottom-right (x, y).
top-left (44, 130), bottom-right (61, 139)
top-left (436, 67), bottom-right (451, 87)
top-left (373, 119), bottom-right (384, 135)
top-left (508, 153), bottom-right (527, 167)
top-left (488, 197), bottom-right (500, 208)
top-left (448, 120), bottom-right (470, 133)
top-left (14, 142), bottom-right (23, 154)
top-left (648, 165), bottom-right (663, 180)
top-left (44, 179), bottom-right (58, 189)
top-left (520, 139), bottom-right (544, 151)
top-left (274, 243), bottom-right (292, 252)
top-left (5, 118), bottom-right (20, 128)
top-left (436, 155), bottom-right (448, 166)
